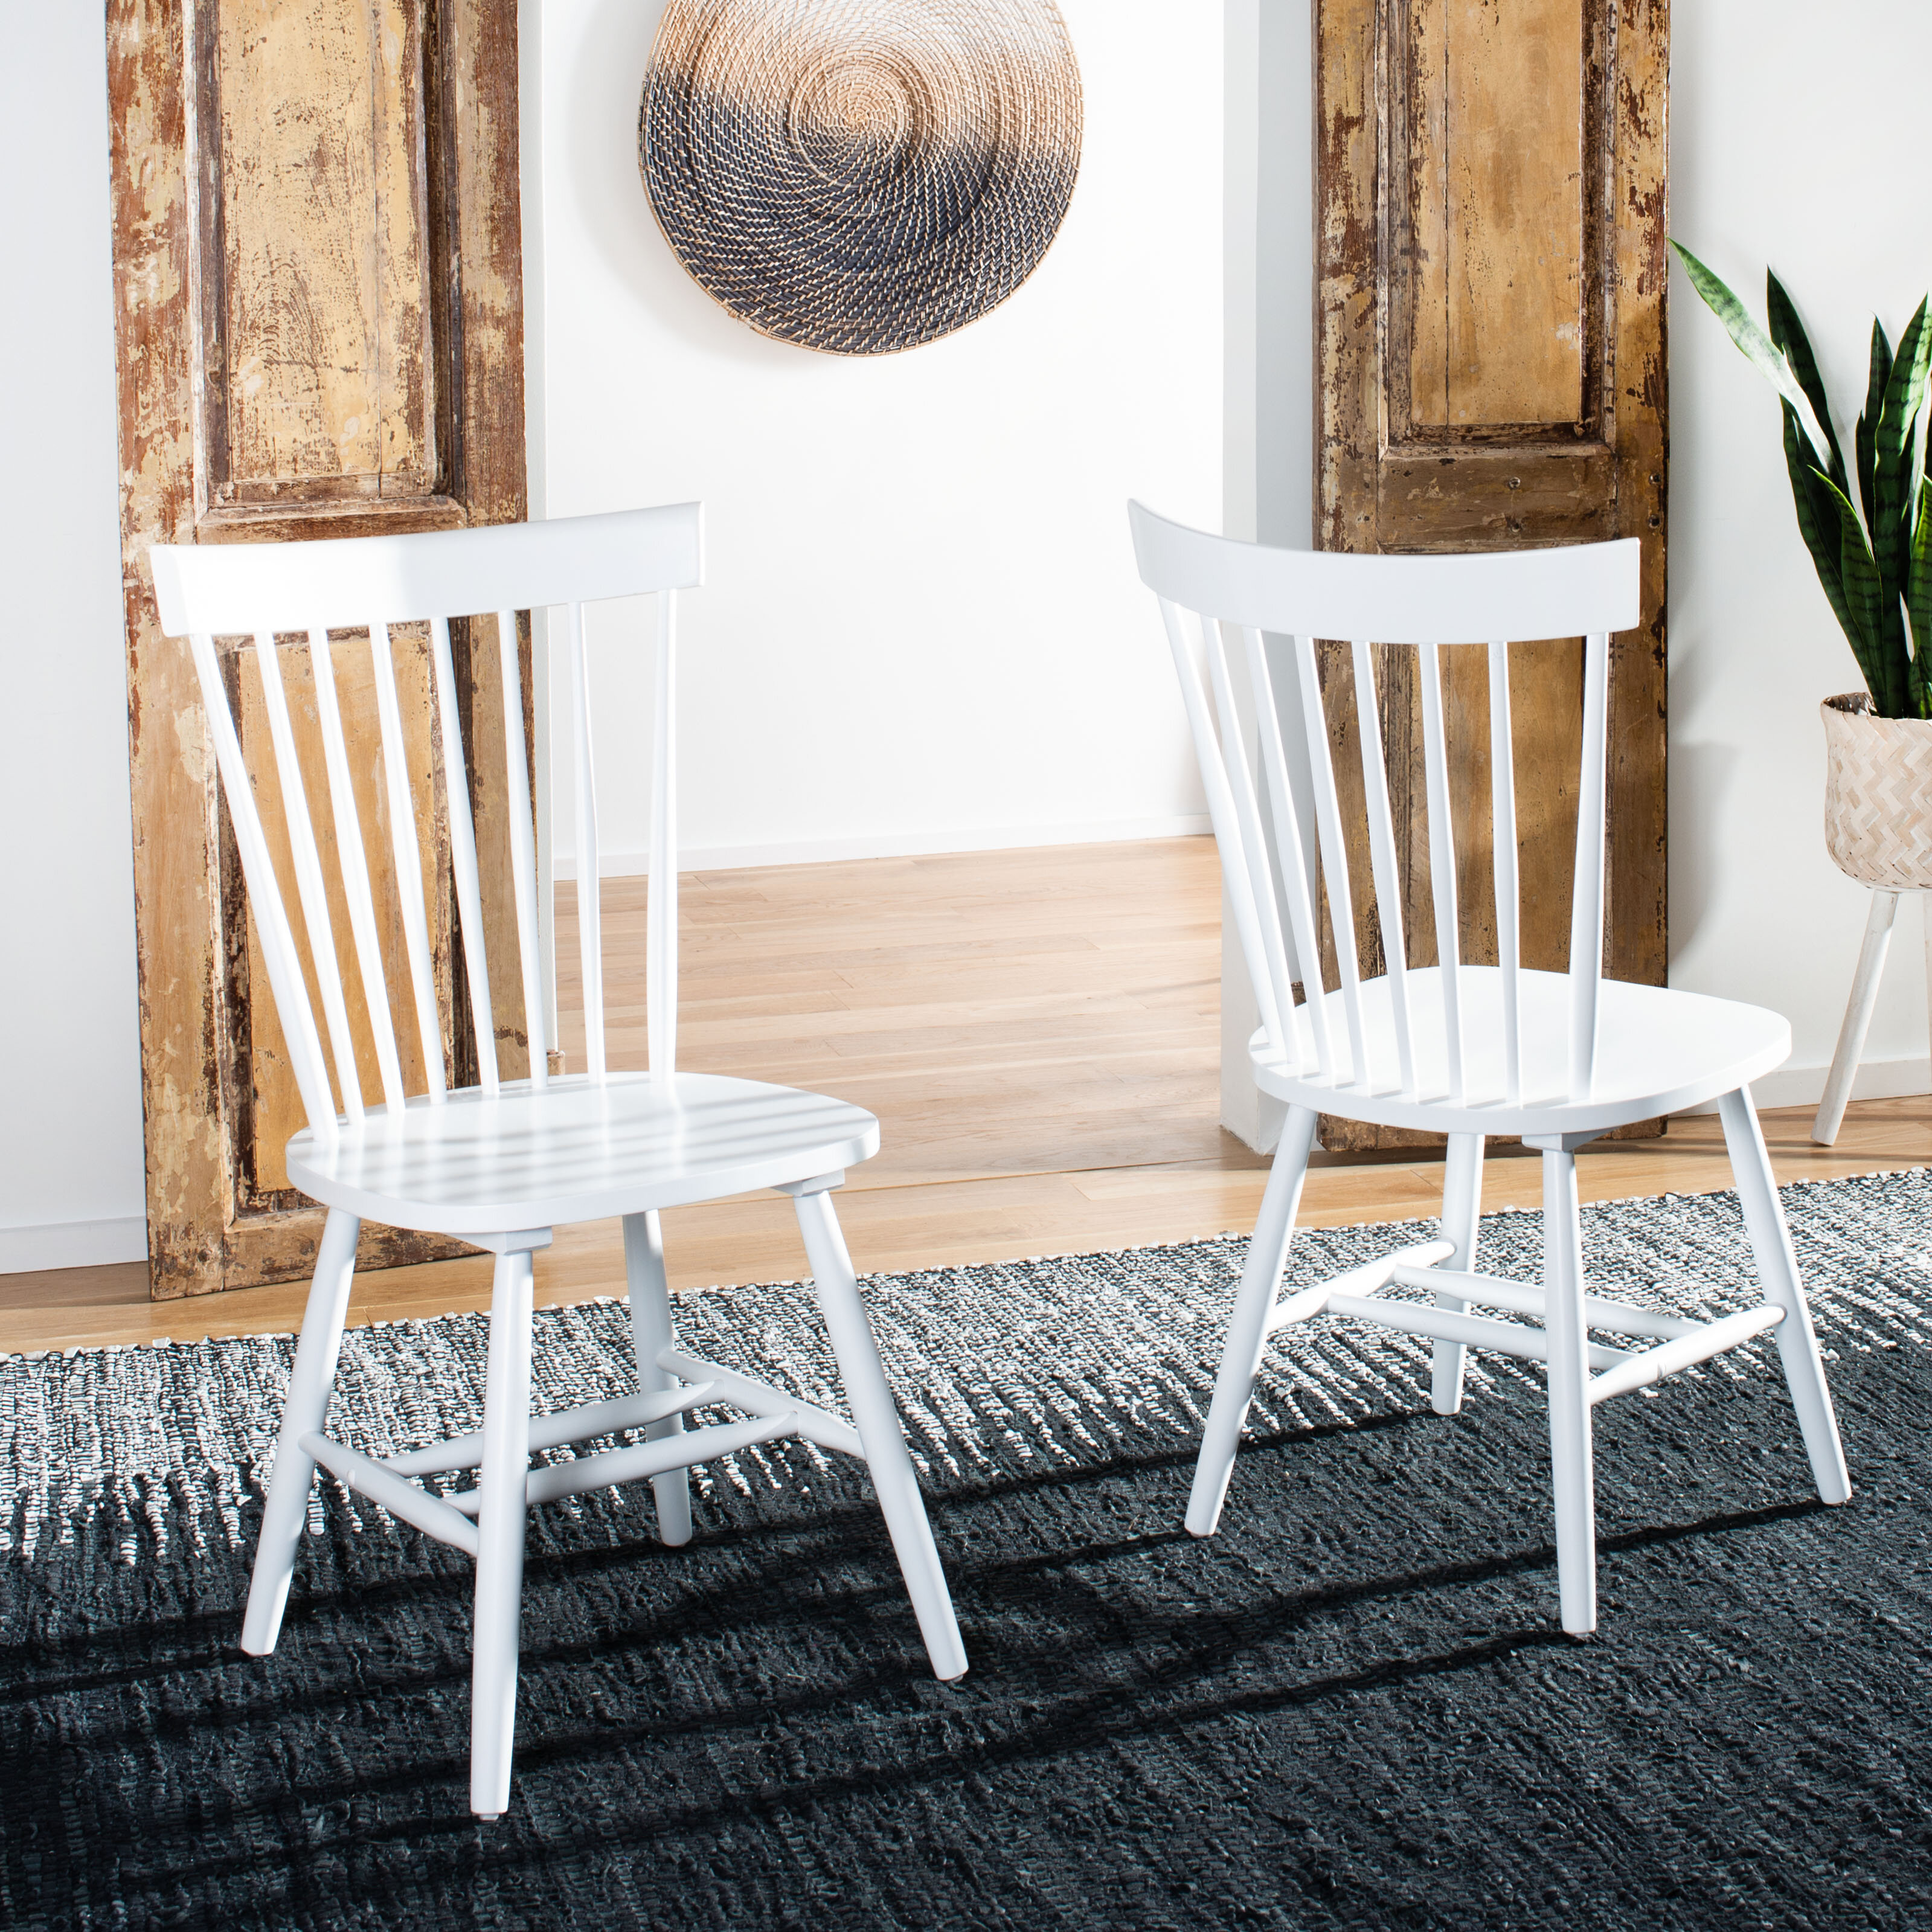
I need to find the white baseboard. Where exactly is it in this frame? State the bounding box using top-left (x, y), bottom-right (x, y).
top-left (553, 815), bottom-right (1213, 880)
top-left (1674, 1053), bottom-right (1930, 1117)
top-left (0, 1215), bottom-right (148, 1276)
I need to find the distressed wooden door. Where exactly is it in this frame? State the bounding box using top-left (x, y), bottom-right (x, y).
top-left (108, 0), bottom-right (530, 1297)
top-left (1313, 0), bottom-right (1667, 1150)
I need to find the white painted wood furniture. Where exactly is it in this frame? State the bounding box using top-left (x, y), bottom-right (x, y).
top-left (1812, 890), bottom-right (1932, 1144)
top-left (1129, 502), bottom-right (1850, 1635)
top-left (150, 505), bottom-right (966, 1819)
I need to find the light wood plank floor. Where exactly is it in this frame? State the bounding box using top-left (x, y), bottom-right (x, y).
top-left (5, 836), bottom-right (1929, 1353)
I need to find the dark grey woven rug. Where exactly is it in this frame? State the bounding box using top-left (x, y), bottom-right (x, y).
top-left (6, 1171), bottom-right (1932, 1930)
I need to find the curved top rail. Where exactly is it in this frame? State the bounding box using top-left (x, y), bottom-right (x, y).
top-left (1128, 500), bottom-right (1638, 644)
top-left (152, 502), bottom-right (705, 637)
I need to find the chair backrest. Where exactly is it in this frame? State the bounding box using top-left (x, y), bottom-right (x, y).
top-left (151, 505), bottom-right (704, 1147)
top-left (1128, 501), bottom-right (1640, 1107)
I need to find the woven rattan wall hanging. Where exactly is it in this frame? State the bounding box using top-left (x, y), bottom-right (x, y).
top-left (640, 0), bottom-right (1083, 356)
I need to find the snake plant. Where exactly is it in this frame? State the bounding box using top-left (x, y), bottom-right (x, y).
top-left (1673, 241), bottom-right (1932, 719)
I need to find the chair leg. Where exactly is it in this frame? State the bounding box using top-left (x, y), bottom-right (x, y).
top-left (470, 1245), bottom-right (536, 1819)
top-left (1541, 1147), bottom-right (1597, 1636)
top-left (1814, 888), bottom-right (1898, 1145)
top-left (1186, 1104), bottom-right (1318, 1538)
top-left (791, 1185), bottom-right (968, 1682)
top-left (1430, 1134), bottom-right (1486, 1416)
top-left (622, 1209), bottom-right (693, 1547)
top-left (241, 1207), bottom-right (361, 1657)
top-left (1718, 1086), bottom-right (1852, 1505)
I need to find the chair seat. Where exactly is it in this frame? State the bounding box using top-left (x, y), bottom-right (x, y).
top-left (285, 1072), bottom-right (880, 1236)
top-left (1251, 967), bottom-right (1790, 1137)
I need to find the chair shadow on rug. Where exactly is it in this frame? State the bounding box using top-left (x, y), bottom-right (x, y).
top-left (5, 1221), bottom-right (1924, 1928)
top-left (234, 1388), bottom-right (1847, 1828)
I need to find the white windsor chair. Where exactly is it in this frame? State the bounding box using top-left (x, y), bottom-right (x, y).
top-left (1129, 501), bottom-right (1851, 1635)
top-left (150, 505), bottom-right (966, 1819)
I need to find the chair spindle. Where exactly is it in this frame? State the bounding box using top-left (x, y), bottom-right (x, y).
top-left (647, 591), bottom-right (678, 1079)
top-left (252, 630), bottom-right (365, 1124)
top-left (1568, 631), bottom-right (1611, 1100)
top-left (429, 615), bottom-right (498, 1096)
top-left (309, 626), bottom-right (408, 1114)
top-left (369, 620), bottom-right (448, 1103)
top-left (565, 599), bottom-right (607, 1081)
top-left (496, 608), bottom-right (548, 1091)
top-left (1243, 626), bottom-right (1334, 1079)
top-left (1204, 616), bottom-right (1300, 1070)
top-left (1350, 640), bottom-right (1417, 1095)
top-left (1488, 638), bottom-right (1522, 1106)
top-left (1417, 642), bottom-right (1465, 1105)
top-left (1295, 637), bottom-right (1370, 1088)
top-left (1155, 597), bottom-right (1286, 1053)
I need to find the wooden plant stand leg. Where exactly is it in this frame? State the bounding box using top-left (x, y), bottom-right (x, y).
top-left (1814, 888), bottom-right (1899, 1146)
top-left (1186, 1104), bottom-right (1318, 1537)
top-left (623, 1208), bottom-right (693, 1547)
top-left (241, 1207), bottom-right (361, 1657)
top-left (789, 1183), bottom-right (967, 1683)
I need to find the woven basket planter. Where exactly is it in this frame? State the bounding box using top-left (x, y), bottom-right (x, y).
top-left (1821, 692), bottom-right (1932, 890)
top-left (640, 0), bottom-right (1082, 356)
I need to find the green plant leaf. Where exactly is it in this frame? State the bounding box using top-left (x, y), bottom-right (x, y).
top-left (1767, 271), bottom-right (1847, 492)
top-left (1873, 300), bottom-right (1931, 579)
top-left (1817, 469), bottom-right (1898, 711)
top-left (1783, 402), bottom-right (1855, 634)
top-left (1681, 243), bottom-right (1929, 714)
top-left (1857, 319), bottom-right (1893, 539)
top-left (1907, 477), bottom-right (1932, 717)
top-left (1671, 242), bottom-right (1828, 447)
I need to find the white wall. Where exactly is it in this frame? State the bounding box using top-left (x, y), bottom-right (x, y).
top-left (534, 0), bottom-right (1222, 874)
top-left (17, 3), bottom-right (1927, 1272)
top-left (1670, 0), bottom-right (1932, 1106)
top-left (0, 10), bottom-right (149, 1270)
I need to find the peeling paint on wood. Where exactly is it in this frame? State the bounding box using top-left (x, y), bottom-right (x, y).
top-left (109, 0), bottom-right (528, 1297)
top-left (1314, 0), bottom-right (1667, 1151)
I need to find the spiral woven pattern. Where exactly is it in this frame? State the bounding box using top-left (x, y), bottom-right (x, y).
top-left (640, 0), bottom-right (1082, 355)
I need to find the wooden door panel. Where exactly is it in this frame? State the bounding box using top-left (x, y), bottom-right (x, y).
top-left (1401, 0), bottom-right (1594, 434)
top-left (460, 612), bottom-right (541, 1093)
top-left (1314, 0), bottom-right (1664, 1151)
top-left (202, 0), bottom-right (440, 509)
top-left (112, 0), bottom-right (527, 1297)
top-left (1378, 448), bottom-right (1619, 545)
